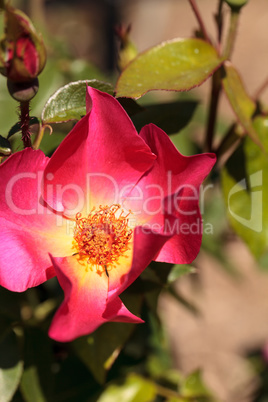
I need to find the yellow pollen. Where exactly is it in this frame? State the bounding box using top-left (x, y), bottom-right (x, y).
top-left (72, 204), bottom-right (133, 275)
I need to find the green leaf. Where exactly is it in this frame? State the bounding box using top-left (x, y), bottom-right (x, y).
top-left (8, 117), bottom-right (40, 139)
top-left (97, 374), bottom-right (156, 402)
top-left (149, 261), bottom-right (175, 284)
top-left (20, 367), bottom-right (46, 402)
top-left (53, 355), bottom-right (98, 402)
top-left (115, 38), bottom-right (224, 99)
top-left (140, 266), bottom-right (163, 287)
top-left (221, 62), bottom-right (262, 149)
top-left (0, 316), bottom-right (12, 340)
top-left (0, 330), bottom-right (23, 402)
top-left (118, 97), bottom-right (144, 117)
top-left (0, 287), bottom-right (21, 321)
top-left (73, 293), bottom-right (143, 384)
top-left (0, 135), bottom-right (11, 156)
top-left (180, 370), bottom-right (214, 400)
top-left (19, 328), bottom-right (53, 402)
top-left (201, 191), bottom-right (240, 276)
top-left (41, 79), bottom-right (114, 124)
top-left (221, 115), bottom-right (268, 259)
top-left (132, 100), bottom-right (198, 135)
top-left (167, 264), bottom-right (196, 283)
top-left (38, 130), bottom-right (66, 156)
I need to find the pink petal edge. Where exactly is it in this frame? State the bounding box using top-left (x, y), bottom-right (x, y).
top-left (48, 254), bottom-right (143, 342)
top-left (0, 149), bottom-right (70, 291)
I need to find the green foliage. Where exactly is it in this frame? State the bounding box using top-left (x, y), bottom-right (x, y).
top-left (115, 39), bottom-right (224, 98)
top-left (8, 117), bottom-right (40, 139)
top-left (96, 370), bottom-right (216, 402)
top-left (0, 134), bottom-right (11, 155)
top-left (1, 0), bottom-right (268, 401)
top-left (0, 330), bottom-right (23, 402)
top-left (97, 374), bottom-right (156, 402)
top-left (73, 293), bottom-right (143, 384)
top-left (167, 264), bottom-right (196, 283)
top-left (221, 115), bottom-right (268, 259)
top-left (179, 370), bottom-right (215, 400)
top-left (41, 80), bottom-right (114, 124)
top-left (221, 62), bottom-right (261, 148)
top-left (131, 99), bottom-right (198, 136)
top-left (19, 328), bottom-right (53, 402)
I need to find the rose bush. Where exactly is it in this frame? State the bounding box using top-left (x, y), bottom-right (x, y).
top-left (0, 87), bottom-right (215, 342)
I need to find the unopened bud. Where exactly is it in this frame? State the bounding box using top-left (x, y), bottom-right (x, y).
top-left (7, 78), bottom-right (39, 102)
top-left (0, 5), bottom-right (46, 82)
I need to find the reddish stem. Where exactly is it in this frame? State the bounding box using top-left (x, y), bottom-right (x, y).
top-left (20, 101), bottom-right (32, 148)
top-left (188, 0), bottom-right (211, 44)
top-left (204, 69), bottom-right (222, 152)
top-left (215, 0), bottom-right (224, 49)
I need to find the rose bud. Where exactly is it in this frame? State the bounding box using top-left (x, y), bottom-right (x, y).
top-left (0, 5), bottom-right (46, 82)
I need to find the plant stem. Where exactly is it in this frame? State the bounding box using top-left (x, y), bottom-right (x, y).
top-left (20, 101), bottom-right (32, 148)
top-left (214, 123), bottom-right (242, 158)
top-left (155, 384), bottom-right (185, 400)
top-left (204, 69), bottom-right (222, 152)
top-left (215, 0), bottom-right (224, 47)
top-left (223, 9), bottom-right (240, 59)
top-left (204, 6), bottom-right (241, 152)
top-left (204, 0), bottom-right (223, 152)
top-left (188, 0), bottom-right (211, 43)
top-left (33, 124), bottom-right (52, 150)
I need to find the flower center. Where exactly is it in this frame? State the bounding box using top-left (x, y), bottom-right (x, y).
top-left (73, 204), bottom-right (133, 276)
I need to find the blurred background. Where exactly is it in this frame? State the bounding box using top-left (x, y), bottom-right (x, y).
top-left (2, 1), bottom-right (268, 401)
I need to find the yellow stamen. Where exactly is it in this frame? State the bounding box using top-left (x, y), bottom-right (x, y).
top-left (72, 204), bottom-right (132, 275)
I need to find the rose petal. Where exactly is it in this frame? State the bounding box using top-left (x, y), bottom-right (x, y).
top-left (48, 255), bottom-right (108, 342)
top-left (103, 296), bottom-right (143, 324)
top-left (43, 87), bottom-right (156, 216)
top-left (49, 254), bottom-right (142, 342)
top-left (125, 124), bottom-right (216, 264)
top-left (108, 223), bottom-right (175, 300)
top-left (0, 149), bottom-right (72, 291)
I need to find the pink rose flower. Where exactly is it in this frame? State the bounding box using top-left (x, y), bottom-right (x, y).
top-left (0, 87), bottom-right (215, 342)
